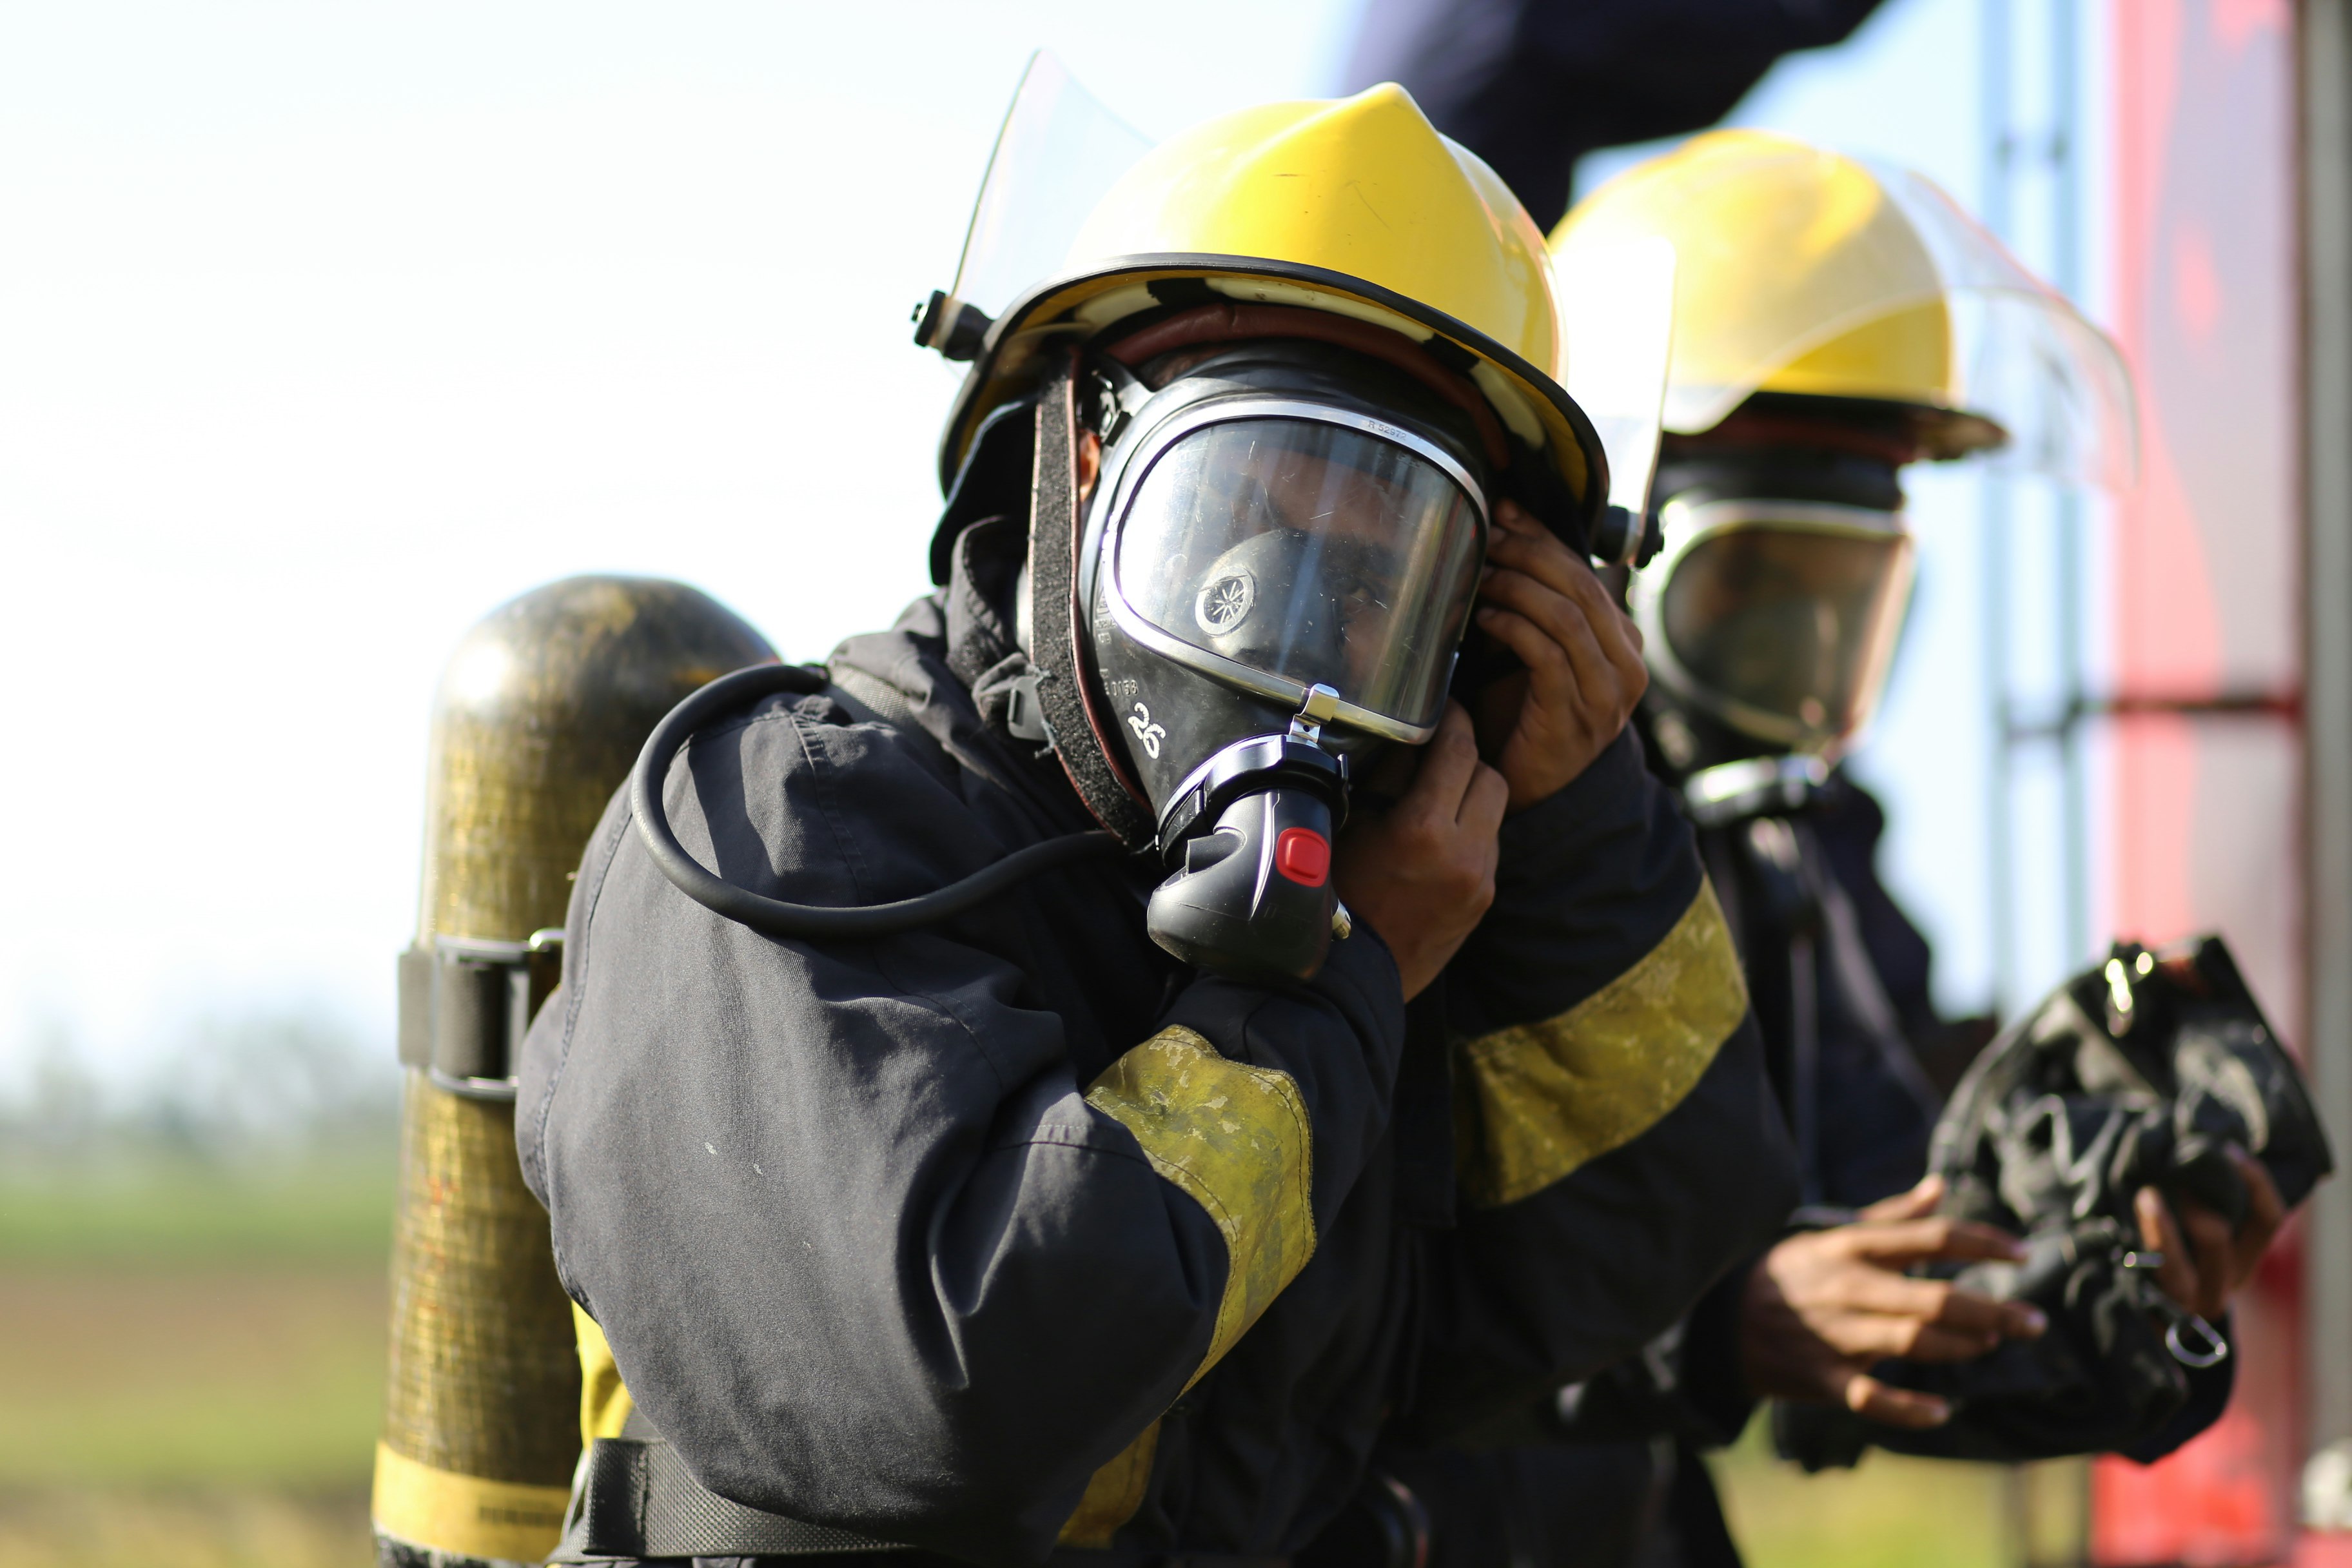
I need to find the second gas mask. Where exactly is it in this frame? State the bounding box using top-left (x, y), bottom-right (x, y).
top-left (1632, 449), bottom-right (1917, 780)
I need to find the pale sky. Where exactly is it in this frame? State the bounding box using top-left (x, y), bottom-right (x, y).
top-left (0, 0), bottom-right (2091, 1090)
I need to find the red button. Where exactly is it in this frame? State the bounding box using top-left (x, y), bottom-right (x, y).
top-left (1275, 827), bottom-right (1330, 887)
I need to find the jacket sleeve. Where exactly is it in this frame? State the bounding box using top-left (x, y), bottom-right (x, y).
top-left (515, 700), bottom-right (1407, 1567)
top-left (1398, 729), bottom-right (1798, 1441)
top-left (1814, 772), bottom-right (1940, 1039)
top-left (1549, 1260), bottom-right (1760, 1449)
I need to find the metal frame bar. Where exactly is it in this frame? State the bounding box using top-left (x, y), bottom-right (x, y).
top-left (1982, 0), bottom-right (2021, 1015)
top-left (1980, 0), bottom-right (2093, 1017)
top-left (2051, 0), bottom-right (2090, 972)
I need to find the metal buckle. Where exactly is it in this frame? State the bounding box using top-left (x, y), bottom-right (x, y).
top-left (397, 928), bottom-right (564, 1100)
top-left (2164, 1309), bottom-right (2231, 1369)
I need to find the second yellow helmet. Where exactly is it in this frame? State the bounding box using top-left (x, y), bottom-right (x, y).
top-left (1552, 130), bottom-right (2136, 487)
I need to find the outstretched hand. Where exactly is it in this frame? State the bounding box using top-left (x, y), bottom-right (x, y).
top-left (1471, 501), bottom-right (1648, 812)
top-left (1740, 1175), bottom-right (2047, 1429)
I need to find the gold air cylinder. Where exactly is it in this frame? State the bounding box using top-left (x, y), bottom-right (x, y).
top-left (372, 576), bottom-right (774, 1567)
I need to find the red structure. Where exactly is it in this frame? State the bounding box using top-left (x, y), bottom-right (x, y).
top-left (2092, 1), bottom-right (2351, 1562)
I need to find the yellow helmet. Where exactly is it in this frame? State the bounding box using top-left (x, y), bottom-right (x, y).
top-left (928, 70), bottom-right (1608, 536)
top-left (1551, 130), bottom-right (2135, 487)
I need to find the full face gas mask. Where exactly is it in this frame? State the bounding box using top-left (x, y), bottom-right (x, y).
top-left (1073, 329), bottom-right (1499, 981)
top-left (1631, 429), bottom-right (1918, 825)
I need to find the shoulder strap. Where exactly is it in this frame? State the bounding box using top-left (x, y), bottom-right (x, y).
top-left (827, 662), bottom-right (925, 733)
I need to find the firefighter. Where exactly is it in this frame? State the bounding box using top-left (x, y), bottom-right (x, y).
top-left (513, 86), bottom-right (1798, 1566)
top-left (1313, 132), bottom-right (2295, 1568)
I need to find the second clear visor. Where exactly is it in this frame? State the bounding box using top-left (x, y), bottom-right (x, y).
top-left (1659, 520), bottom-right (1914, 746)
top-left (1114, 416), bottom-right (1485, 732)
top-left (1567, 138), bottom-right (2137, 488)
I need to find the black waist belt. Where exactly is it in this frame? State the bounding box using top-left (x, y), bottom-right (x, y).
top-left (553, 1433), bottom-right (1295, 1568)
top-left (553, 1436), bottom-right (903, 1561)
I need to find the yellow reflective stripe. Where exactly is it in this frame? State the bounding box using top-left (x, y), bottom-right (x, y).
top-left (372, 1441), bottom-right (571, 1563)
top-left (1057, 1419), bottom-right (1163, 1547)
top-left (573, 1302), bottom-right (634, 1444)
top-left (1086, 1025), bottom-right (1316, 1387)
top-left (1059, 1025), bottom-right (1315, 1549)
top-left (1454, 878), bottom-right (1750, 1208)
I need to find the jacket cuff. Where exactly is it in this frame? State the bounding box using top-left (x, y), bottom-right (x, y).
top-left (1493, 728), bottom-right (1648, 887)
top-left (1676, 1253), bottom-right (1763, 1447)
top-left (1309, 916), bottom-right (1406, 1033)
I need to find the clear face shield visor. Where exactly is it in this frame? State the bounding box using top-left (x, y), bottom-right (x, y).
top-left (1630, 499), bottom-right (1916, 756)
top-left (1101, 406), bottom-right (1488, 743)
top-left (1565, 140), bottom-right (2139, 490)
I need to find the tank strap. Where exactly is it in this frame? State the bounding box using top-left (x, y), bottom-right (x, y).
top-left (395, 931), bottom-right (564, 1100)
top-left (549, 1434), bottom-right (905, 1560)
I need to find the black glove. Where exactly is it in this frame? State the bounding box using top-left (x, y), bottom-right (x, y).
top-left (1776, 936), bottom-right (2329, 1468)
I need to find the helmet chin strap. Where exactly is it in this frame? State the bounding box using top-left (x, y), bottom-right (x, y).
top-left (1023, 350), bottom-right (1158, 850)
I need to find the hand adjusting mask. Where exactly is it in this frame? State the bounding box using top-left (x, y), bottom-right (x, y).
top-left (1073, 320), bottom-right (1500, 982)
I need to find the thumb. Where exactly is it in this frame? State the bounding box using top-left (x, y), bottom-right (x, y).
top-left (1845, 1372), bottom-right (1952, 1429)
top-left (1859, 1173), bottom-right (1946, 1225)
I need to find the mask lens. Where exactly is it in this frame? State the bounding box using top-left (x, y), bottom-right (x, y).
top-left (1114, 417), bottom-right (1483, 731)
top-left (1660, 522), bottom-right (1915, 743)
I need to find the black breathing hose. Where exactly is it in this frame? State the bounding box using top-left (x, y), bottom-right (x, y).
top-left (629, 662), bottom-right (1126, 940)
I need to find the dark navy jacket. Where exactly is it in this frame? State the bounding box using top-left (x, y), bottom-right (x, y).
top-left (516, 530), bottom-right (1795, 1566)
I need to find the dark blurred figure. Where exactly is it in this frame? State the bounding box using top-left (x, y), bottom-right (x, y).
top-left (1342, 0), bottom-right (1886, 229)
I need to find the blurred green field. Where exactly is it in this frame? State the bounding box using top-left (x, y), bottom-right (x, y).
top-left (1713, 1422), bottom-right (2086, 1568)
top-left (0, 1154), bottom-right (393, 1268)
top-left (0, 1152), bottom-right (2079, 1568)
top-left (0, 1489), bottom-right (371, 1568)
top-left (0, 1153), bottom-right (389, 1568)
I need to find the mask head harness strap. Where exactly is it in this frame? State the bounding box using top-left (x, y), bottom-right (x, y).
top-left (1026, 347), bottom-right (1159, 849)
